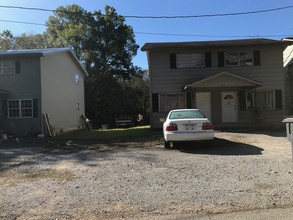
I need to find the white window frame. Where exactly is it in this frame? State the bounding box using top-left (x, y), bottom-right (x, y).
top-left (255, 91), bottom-right (276, 110)
top-left (177, 53), bottom-right (204, 68)
top-left (8, 99), bottom-right (33, 118)
top-left (159, 93), bottom-right (186, 112)
top-left (225, 52), bottom-right (253, 66)
top-left (0, 60), bottom-right (16, 74)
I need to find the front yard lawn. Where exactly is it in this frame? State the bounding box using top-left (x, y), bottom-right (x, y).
top-left (54, 125), bottom-right (162, 144)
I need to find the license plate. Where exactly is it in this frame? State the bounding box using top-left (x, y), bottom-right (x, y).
top-left (184, 124), bottom-right (196, 130)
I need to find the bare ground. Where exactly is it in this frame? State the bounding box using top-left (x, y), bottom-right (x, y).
top-left (0, 131), bottom-right (293, 220)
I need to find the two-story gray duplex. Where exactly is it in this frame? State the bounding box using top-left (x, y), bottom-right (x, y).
top-left (0, 48), bottom-right (87, 136)
top-left (142, 38), bottom-right (293, 129)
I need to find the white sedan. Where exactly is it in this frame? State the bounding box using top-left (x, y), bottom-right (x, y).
top-left (163, 109), bottom-right (215, 148)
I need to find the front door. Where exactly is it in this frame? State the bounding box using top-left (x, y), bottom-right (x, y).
top-left (196, 92), bottom-right (212, 121)
top-left (222, 91), bottom-right (238, 123)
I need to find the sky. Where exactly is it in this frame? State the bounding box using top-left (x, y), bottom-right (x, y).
top-left (0, 0), bottom-right (293, 69)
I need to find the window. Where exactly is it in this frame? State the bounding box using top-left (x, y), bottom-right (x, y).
top-left (239, 91), bottom-right (254, 111)
top-left (256, 91), bottom-right (275, 110)
top-left (240, 52), bottom-right (253, 66)
top-left (0, 60), bottom-right (16, 74)
top-left (240, 90), bottom-right (282, 111)
top-left (246, 91), bottom-right (254, 110)
top-left (8, 100), bottom-right (20, 117)
top-left (169, 110), bottom-right (205, 119)
top-left (159, 94), bottom-right (186, 112)
top-left (177, 53), bottom-right (204, 68)
top-left (76, 102), bottom-right (80, 112)
top-left (225, 52), bottom-right (253, 66)
top-left (8, 99), bottom-right (33, 118)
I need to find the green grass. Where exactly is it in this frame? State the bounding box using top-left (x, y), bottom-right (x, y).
top-left (54, 125), bottom-right (162, 143)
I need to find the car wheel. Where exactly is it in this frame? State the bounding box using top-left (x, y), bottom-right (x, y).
top-left (164, 140), bottom-right (171, 149)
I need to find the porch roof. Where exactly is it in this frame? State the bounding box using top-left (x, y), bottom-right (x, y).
top-left (184, 71), bottom-right (263, 89)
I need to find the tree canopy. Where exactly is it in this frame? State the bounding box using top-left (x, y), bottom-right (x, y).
top-left (0, 30), bottom-right (50, 50)
top-left (46, 5), bottom-right (139, 79)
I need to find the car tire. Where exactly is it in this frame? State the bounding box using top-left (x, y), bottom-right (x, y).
top-left (205, 140), bottom-right (214, 147)
top-left (164, 140), bottom-right (171, 149)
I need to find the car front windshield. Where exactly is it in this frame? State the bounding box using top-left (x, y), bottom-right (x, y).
top-left (169, 110), bottom-right (206, 119)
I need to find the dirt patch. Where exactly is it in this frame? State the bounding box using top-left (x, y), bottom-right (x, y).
top-left (0, 168), bottom-right (75, 185)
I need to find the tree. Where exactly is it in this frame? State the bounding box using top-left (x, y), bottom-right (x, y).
top-left (0, 30), bottom-right (15, 50)
top-left (84, 69), bottom-right (150, 127)
top-left (0, 30), bottom-right (51, 50)
top-left (46, 5), bottom-right (139, 78)
top-left (14, 33), bottom-right (51, 49)
top-left (46, 4), bottom-right (86, 59)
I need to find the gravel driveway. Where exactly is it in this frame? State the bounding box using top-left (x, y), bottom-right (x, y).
top-left (1, 131), bottom-right (293, 219)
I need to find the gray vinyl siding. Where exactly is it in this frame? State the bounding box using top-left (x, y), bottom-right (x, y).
top-left (151, 45), bottom-right (284, 92)
top-left (0, 57), bottom-right (42, 135)
top-left (149, 44), bottom-right (287, 128)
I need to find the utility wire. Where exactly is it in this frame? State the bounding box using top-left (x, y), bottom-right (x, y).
top-left (0, 19), bottom-right (45, 26)
top-left (0, 19), bottom-right (293, 38)
top-left (0, 5), bottom-right (292, 19)
top-left (0, 5), bottom-right (292, 38)
top-left (0, 5), bottom-right (54, 12)
top-left (0, 18), bottom-right (291, 38)
top-left (125, 5), bottom-right (293, 19)
top-left (135, 32), bottom-right (291, 38)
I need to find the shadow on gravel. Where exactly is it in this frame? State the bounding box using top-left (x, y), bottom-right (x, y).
top-left (175, 138), bottom-right (264, 156)
top-left (0, 137), bottom-right (163, 172)
top-left (0, 141), bottom-right (116, 172)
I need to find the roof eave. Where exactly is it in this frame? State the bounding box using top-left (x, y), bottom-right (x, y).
top-left (141, 38), bottom-right (289, 51)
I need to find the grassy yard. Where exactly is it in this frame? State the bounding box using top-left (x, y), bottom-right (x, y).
top-left (54, 125), bottom-right (162, 145)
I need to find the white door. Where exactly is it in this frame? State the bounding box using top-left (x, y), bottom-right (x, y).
top-left (222, 91), bottom-right (238, 123)
top-left (196, 92), bottom-right (212, 121)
